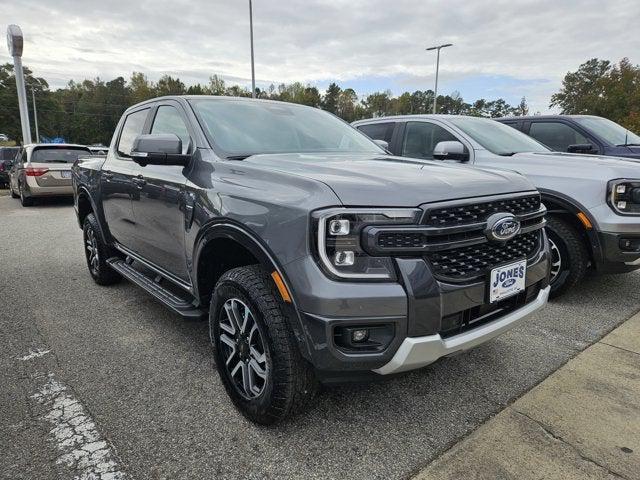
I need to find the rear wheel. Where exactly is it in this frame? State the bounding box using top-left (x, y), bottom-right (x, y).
top-left (19, 184), bottom-right (33, 206)
top-left (83, 213), bottom-right (122, 285)
top-left (546, 216), bottom-right (589, 298)
top-left (210, 265), bottom-right (318, 424)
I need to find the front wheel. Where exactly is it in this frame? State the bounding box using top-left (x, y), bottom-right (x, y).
top-left (83, 213), bottom-right (122, 286)
top-left (210, 265), bottom-right (318, 424)
top-left (546, 216), bottom-right (589, 298)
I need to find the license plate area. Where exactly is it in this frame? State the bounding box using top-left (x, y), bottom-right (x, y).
top-left (488, 259), bottom-right (526, 303)
top-left (61, 171), bottom-right (72, 179)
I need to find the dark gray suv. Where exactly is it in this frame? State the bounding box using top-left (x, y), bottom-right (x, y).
top-left (498, 115), bottom-right (640, 159)
top-left (73, 97), bottom-right (549, 423)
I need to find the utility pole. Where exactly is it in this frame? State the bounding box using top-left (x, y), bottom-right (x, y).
top-left (249, 0), bottom-right (256, 98)
top-left (426, 43), bottom-right (453, 114)
top-left (7, 25), bottom-right (32, 144)
top-left (31, 86), bottom-right (39, 142)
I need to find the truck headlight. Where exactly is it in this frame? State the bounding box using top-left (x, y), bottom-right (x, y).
top-left (608, 179), bottom-right (640, 215)
top-left (313, 208), bottom-right (421, 280)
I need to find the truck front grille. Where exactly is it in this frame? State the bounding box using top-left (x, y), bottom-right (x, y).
top-left (425, 230), bottom-right (540, 282)
top-left (422, 194), bottom-right (541, 227)
top-left (361, 192), bottom-right (546, 283)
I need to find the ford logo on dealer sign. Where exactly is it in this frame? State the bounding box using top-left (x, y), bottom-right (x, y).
top-left (485, 213), bottom-right (521, 242)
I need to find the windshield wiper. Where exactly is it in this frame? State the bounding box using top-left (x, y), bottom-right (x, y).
top-left (226, 154), bottom-right (255, 160)
top-left (617, 143), bottom-right (640, 147)
top-left (497, 152), bottom-right (518, 156)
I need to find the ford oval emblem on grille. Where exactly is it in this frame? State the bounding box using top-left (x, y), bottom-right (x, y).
top-left (485, 213), bottom-right (521, 242)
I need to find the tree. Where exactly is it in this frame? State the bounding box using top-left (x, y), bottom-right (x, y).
top-left (321, 82), bottom-right (341, 114)
top-left (208, 75), bottom-right (226, 95)
top-left (155, 75), bottom-right (186, 96)
top-left (551, 58), bottom-right (640, 132)
top-left (129, 72), bottom-right (154, 104)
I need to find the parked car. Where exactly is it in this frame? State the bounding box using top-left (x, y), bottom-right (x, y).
top-left (354, 115), bottom-right (640, 296)
top-left (73, 96), bottom-right (549, 424)
top-left (0, 146), bottom-right (20, 187)
top-left (497, 115), bottom-right (640, 159)
top-left (88, 145), bottom-right (109, 155)
top-left (9, 143), bottom-right (92, 206)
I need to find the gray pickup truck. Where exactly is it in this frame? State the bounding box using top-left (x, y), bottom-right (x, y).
top-left (73, 96), bottom-right (549, 424)
top-left (354, 115), bottom-right (640, 296)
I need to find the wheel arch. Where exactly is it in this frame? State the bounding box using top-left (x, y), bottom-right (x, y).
top-left (193, 220), bottom-right (312, 361)
top-left (539, 189), bottom-right (601, 265)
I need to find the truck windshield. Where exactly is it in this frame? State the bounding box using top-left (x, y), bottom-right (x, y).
top-left (189, 98), bottom-right (383, 157)
top-left (31, 147), bottom-right (91, 163)
top-left (573, 117), bottom-right (640, 146)
top-left (448, 117), bottom-right (550, 156)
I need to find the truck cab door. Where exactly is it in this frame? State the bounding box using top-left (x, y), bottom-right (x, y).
top-left (129, 102), bottom-right (192, 281)
top-left (101, 107), bottom-right (149, 249)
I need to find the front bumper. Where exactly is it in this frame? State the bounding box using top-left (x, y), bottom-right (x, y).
top-left (283, 236), bottom-right (549, 378)
top-left (374, 286), bottom-right (549, 375)
top-left (587, 203), bottom-right (640, 273)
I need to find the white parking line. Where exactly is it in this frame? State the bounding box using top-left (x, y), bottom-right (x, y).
top-left (18, 348), bottom-right (51, 360)
top-left (31, 374), bottom-right (130, 480)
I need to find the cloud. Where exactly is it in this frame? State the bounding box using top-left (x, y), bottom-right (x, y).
top-left (1, 0), bottom-right (638, 112)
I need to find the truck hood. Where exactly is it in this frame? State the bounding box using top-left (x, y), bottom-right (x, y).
top-left (244, 152), bottom-right (535, 206)
top-left (476, 151), bottom-right (640, 210)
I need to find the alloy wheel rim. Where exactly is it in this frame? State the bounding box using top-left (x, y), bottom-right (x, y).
top-left (85, 227), bottom-right (99, 276)
top-left (549, 237), bottom-right (562, 284)
top-left (218, 298), bottom-right (269, 399)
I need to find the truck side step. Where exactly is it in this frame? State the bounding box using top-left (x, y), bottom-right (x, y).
top-left (107, 257), bottom-right (206, 320)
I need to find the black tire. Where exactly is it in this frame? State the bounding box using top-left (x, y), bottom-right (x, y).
top-left (210, 265), bottom-right (318, 425)
top-left (19, 184), bottom-right (34, 206)
top-left (546, 215), bottom-right (589, 298)
top-left (82, 213), bottom-right (122, 286)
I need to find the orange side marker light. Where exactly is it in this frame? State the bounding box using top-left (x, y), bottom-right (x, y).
top-left (271, 271), bottom-right (292, 303)
top-left (576, 212), bottom-right (593, 230)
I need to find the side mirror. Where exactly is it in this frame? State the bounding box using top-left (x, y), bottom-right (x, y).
top-left (433, 141), bottom-right (469, 161)
top-left (131, 134), bottom-right (191, 167)
top-left (373, 139), bottom-right (390, 152)
top-left (567, 143), bottom-right (596, 154)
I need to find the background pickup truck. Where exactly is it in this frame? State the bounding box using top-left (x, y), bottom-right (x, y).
top-left (354, 115), bottom-right (640, 296)
top-left (73, 96), bottom-right (549, 424)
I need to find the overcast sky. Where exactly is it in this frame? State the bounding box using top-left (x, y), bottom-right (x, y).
top-left (2, 0), bottom-right (638, 112)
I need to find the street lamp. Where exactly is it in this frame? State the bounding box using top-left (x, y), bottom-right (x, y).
top-left (249, 0), bottom-right (256, 98)
top-left (426, 43), bottom-right (453, 114)
top-left (28, 78), bottom-right (44, 142)
top-left (6, 24), bottom-right (32, 144)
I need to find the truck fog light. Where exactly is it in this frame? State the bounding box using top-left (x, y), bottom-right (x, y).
top-left (351, 329), bottom-right (369, 343)
top-left (329, 219), bottom-right (350, 235)
top-left (617, 201), bottom-right (627, 209)
top-left (334, 251), bottom-right (354, 266)
top-left (617, 185), bottom-right (627, 194)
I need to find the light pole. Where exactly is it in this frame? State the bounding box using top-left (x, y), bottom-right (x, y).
top-left (249, 0), bottom-right (256, 98)
top-left (426, 43), bottom-right (453, 114)
top-left (6, 24), bottom-right (32, 144)
top-left (29, 78), bottom-right (43, 142)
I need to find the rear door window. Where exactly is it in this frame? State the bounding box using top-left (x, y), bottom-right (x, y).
top-left (528, 122), bottom-right (590, 152)
top-left (402, 122), bottom-right (458, 160)
top-left (357, 122), bottom-right (395, 143)
top-left (117, 109), bottom-right (150, 156)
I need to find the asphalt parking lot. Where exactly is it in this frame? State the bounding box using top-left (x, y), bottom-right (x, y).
top-left (1, 193), bottom-right (640, 480)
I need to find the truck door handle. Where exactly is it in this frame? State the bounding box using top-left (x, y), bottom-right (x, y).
top-left (132, 176), bottom-right (146, 188)
top-left (102, 170), bottom-right (114, 181)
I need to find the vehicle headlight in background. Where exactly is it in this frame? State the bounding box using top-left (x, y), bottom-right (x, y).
top-left (608, 179), bottom-right (640, 215)
top-left (313, 208), bottom-right (421, 280)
